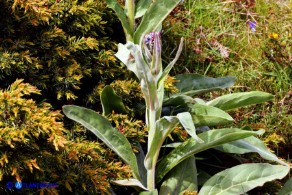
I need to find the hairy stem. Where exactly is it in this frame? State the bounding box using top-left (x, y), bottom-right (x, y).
top-left (125, 0), bottom-right (135, 41)
top-left (147, 108), bottom-right (158, 190)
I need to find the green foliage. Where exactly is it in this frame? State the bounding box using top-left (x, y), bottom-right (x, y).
top-left (0, 0), bottom-right (127, 105)
top-left (0, 80), bottom-right (131, 194)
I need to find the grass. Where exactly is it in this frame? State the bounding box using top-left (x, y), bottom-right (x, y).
top-left (163, 0), bottom-right (291, 163)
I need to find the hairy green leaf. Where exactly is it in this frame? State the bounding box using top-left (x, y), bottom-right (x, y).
top-left (175, 74), bottom-right (236, 96)
top-left (135, 0), bottom-right (152, 18)
top-left (62, 105), bottom-right (141, 180)
top-left (199, 163), bottom-right (290, 195)
top-left (156, 128), bottom-right (263, 183)
top-left (216, 136), bottom-right (289, 166)
top-left (145, 116), bottom-right (179, 169)
top-left (177, 112), bottom-right (203, 143)
top-left (207, 91), bottom-right (274, 111)
top-left (134, 0), bottom-right (182, 43)
top-left (191, 103), bottom-right (234, 126)
top-left (160, 156), bottom-right (198, 195)
top-left (101, 86), bottom-right (127, 115)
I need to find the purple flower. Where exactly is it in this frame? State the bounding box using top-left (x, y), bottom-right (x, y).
top-left (144, 32), bottom-right (160, 46)
top-left (142, 32), bottom-right (162, 75)
top-left (248, 21), bottom-right (256, 32)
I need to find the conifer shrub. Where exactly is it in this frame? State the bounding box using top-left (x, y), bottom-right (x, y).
top-left (0, 80), bottom-right (131, 194)
top-left (0, 0), bottom-right (127, 108)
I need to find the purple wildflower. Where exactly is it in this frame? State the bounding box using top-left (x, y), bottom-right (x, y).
top-left (248, 21), bottom-right (256, 32)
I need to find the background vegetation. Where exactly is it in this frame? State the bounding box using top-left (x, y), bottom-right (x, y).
top-left (163, 0), bottom-right (291, 160)
top-left (0, 0), bottom-right (290, 194)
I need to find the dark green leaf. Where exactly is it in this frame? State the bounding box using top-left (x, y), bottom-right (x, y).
top-left (101, 86), bottom-right (127, 115)
top-left (136, 143), bottom-right (147, 187)
top-left (278, 178), bottom-right (292, 195)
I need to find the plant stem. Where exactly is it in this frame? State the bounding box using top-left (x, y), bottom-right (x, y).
top-left (147, 108), bottom-right (158, 190)
top-left (147, 168), bottom-right (155, 191)
top-left (125, 0), bottom-right (135, 41)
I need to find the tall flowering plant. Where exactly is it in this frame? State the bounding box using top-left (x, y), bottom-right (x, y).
top-left (63, 0), bottom-right (290, 194)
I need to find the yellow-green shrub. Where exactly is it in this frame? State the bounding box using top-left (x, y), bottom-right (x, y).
top-left (0, 80), bottom-right (131, 194)
top-left (0, 0), bottom-right (127, 107)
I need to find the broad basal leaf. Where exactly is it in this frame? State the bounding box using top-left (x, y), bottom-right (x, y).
top-left (207, 91), bottom-right (274, 111)
top-left (160, 156), bottom-right (198, 195)
top-left (101, 86), bottom-right (127, 115)
top-left (216, 136), bottom-right (289, 166)
top-left (62, 105), bottom-right (141, 180)
top-left (156, 128), bottom-right (263, 183)
top-left (191, 103), bottom-right (234, 126)
top-left (199, 163), bottom-right (290, 195)
top-left (175, 74), bottom-right (236, 96)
